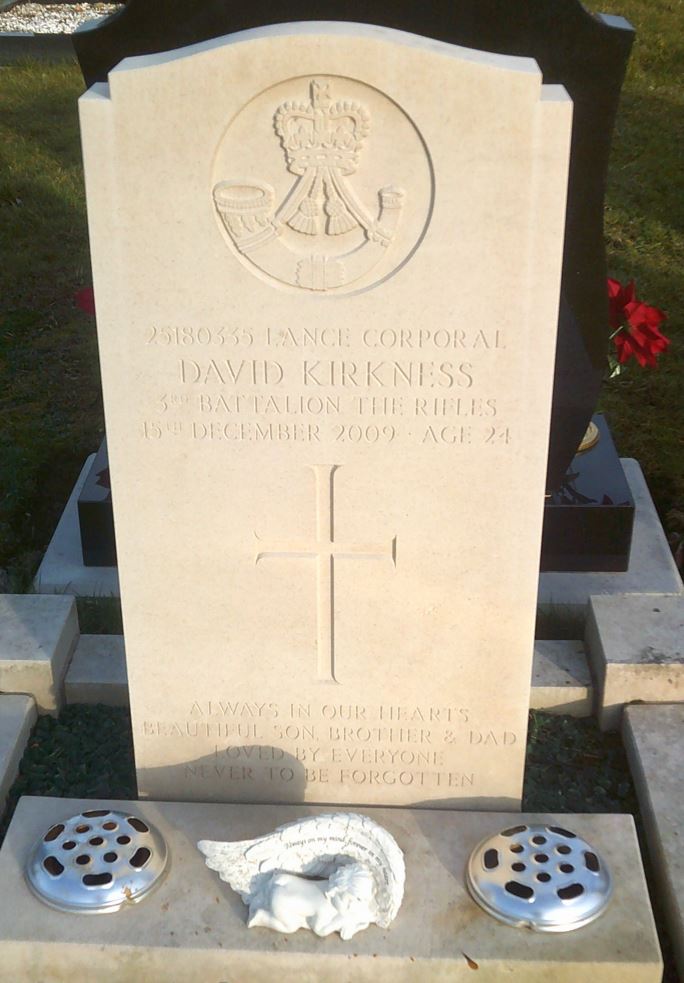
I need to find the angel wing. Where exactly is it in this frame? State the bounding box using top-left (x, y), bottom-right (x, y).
top-left (198, 812), bottom-right (405, 926)
top-left (197, 834), bottom-right (270, 904)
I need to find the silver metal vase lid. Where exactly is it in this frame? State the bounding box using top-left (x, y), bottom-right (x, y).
top-left (26, 809), bottom-right (168, 914)
top-left (466, 823), bottom-right (612, 932)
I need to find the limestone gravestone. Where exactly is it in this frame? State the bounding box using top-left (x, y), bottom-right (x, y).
top-left (80, 23), bottom-right (571, 807)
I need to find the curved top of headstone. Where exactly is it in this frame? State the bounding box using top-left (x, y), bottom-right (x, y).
top-left (108, 20), bottom-right (544, 78)
top-left (75, 0), bottom-right (631, 92)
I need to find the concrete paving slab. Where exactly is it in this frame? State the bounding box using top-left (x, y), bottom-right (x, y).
top-left (64, 634), bottom-right (127, 706)
top-left (0, 594), bottom-right (78, 714)
top-left (623, 704), bottom-right (684, 979)
top-left (531, 640), bottom-right (593, 716)
top-left (586, 594), bottom-right (684, 730)
top-left (0, 796), bottom-right (662, 982)
top-left (0, 695), bottom-right (36, 815)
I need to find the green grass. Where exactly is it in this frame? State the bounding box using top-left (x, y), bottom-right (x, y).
top-left (600, 0), bottom-right (684, 545)
top-left (0, 62), bottom-right (103, 590)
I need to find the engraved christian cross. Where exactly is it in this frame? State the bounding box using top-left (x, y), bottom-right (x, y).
top-left (255, 465), bottom-right (396, 683)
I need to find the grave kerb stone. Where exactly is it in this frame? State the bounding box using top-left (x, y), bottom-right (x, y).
top-left (0, 594), bottom-right (79, 714)
top-left (585, 593), bottom-right (684, 730)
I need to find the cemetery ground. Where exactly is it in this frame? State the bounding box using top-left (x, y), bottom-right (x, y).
top-left (0, 3), bottom-right (682, 980)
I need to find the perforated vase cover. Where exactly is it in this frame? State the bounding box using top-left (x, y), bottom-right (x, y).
top-left (26, 809), bottom-right (168, 913)
top-left (466, 823), bottom-right (612, 932)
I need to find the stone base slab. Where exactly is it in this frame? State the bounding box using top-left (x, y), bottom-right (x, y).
top-left (0, 797), bottom-right (661, 982)
top-left (34, 455), bottom-right (120, 598)
top-left (538, 459), bottom-right (683, 621)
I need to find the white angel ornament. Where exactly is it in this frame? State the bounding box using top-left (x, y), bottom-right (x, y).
top-left (198, 812), bottom-right (405, 940)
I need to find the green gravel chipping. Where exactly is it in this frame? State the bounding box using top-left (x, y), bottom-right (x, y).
top-left (523, 711), bottom-right (638, 814)
top-left (0, 704), bottom-right (135, 843)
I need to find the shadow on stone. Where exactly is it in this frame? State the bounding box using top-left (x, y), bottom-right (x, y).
top-left (137, 746), bottom-right (307, 805)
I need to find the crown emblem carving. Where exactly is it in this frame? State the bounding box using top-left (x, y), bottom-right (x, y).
top-left (275, 79), bottom-right (370, 178)
top-left (213, 77), bottom-right (405, 291)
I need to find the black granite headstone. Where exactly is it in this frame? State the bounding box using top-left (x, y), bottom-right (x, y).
top-left (73, 0), bottom-right (634, 493)
top-left (77, 439), bottom-right (116, 567)
top-left (541, 414), bottom-right (634, 571)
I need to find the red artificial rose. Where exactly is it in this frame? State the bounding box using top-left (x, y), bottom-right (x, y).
top-left (607, 277), bottom-right (669, 368)
top-left (74, 286), bottom-right (96, 316)
top-left (607, 278), bottom-right (635, 330)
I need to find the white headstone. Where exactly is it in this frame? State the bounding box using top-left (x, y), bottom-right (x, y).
top-left (79, 23), bottom-right (571, 807)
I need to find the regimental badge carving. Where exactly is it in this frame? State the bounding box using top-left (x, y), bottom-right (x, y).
top-left (213, 78), bottom-right (406, 292)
